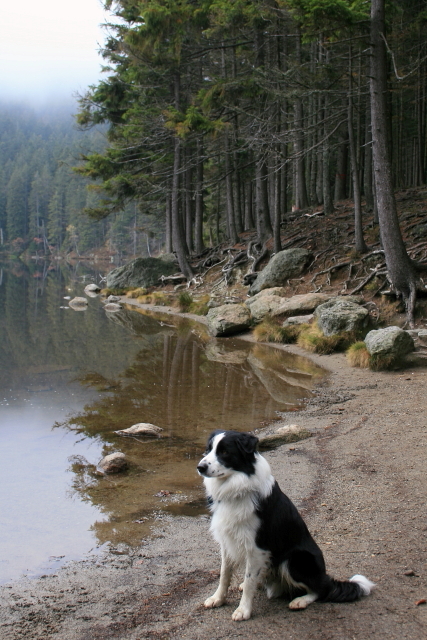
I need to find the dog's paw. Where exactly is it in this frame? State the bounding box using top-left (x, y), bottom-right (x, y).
top-left (289, 596), bottom-right (308, 610)
top-left (231, 606), bottom-right (251, 621)
top-left (204, 595), bottom-right (225, 609)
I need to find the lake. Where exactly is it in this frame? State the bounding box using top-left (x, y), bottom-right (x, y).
top-left (0, 261), bottom-right (325, 583)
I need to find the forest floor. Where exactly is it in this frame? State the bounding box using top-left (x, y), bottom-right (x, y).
top-left (1, 192), bottom-right (427, 639)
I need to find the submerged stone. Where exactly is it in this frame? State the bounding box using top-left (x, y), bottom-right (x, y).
top-left (115, 423), bottom-right (163, 437)
top-left (98, 452), bottom-right (128, 474)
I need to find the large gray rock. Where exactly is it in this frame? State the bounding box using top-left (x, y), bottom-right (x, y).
top-left (206, 304), bottom-right (251, 337)
top-left (283, 314), bottom-right (314, 326)
top-left (314, 297), bottom-right (369, 336)
top-left (245, 287), bottom-right (288, 322)
top-left (249, 249), bottom-right (313, 296)
top-left (364, 326), bottom-right (414, 359)
top-left (271, 292), bottom-right (332, 317)
top-left (106, 256), bottom-right (178, 290)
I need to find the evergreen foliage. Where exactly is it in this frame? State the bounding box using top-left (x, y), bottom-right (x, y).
top-left (0, 104), bottom-right (164, 259)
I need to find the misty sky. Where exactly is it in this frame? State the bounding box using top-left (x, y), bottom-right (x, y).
top-left (1, 1), bottom-right (110, 104)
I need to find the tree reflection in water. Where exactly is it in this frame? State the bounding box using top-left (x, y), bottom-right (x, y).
top-left (61, 310), bottom-right (325, 547)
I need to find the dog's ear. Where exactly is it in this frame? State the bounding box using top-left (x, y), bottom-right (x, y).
top-left (236, 433), bottom-right (259, 454)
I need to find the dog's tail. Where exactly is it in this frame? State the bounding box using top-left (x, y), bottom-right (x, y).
top-left (323, 574), bottom-right (375, 602)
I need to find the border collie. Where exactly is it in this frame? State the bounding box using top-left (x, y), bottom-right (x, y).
top-left (197, 430), bottom-right (374, 621)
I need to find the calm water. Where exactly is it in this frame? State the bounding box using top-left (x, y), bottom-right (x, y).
top-left (0, 262), bottom-right (324, 583)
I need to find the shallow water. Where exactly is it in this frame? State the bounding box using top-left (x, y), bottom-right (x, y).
top-left (0, 263), bottom-right (324, 583)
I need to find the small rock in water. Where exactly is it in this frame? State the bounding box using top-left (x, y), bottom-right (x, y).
top-left (106, 295), bottom-right (121, 303)
top-left (98, 452), bottom-right (128, 474)
top-left (84, 283), bottom-right (101, 294)
top-left (115, 423), bottom-right (163, 437)
top-left (69, 297), bottom-right (88, 310)
top-left (104, 302), bottom-right (122, 312)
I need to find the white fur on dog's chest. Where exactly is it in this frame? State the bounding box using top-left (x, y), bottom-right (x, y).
top-left (210, 496), bottom-right (262, 564)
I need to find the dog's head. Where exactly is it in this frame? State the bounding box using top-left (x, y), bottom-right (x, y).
top-left (197, 430), bottom-right (259, 478)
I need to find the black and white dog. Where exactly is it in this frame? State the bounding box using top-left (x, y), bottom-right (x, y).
top-left (197, 430), bottom-right (374, 621)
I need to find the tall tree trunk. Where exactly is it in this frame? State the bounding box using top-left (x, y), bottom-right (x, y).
top-left (194, 137), bottom-right (205, 254)
top-left (294, 29), bottom-right (309, 210)
top-left (370, 0), bottom-right (417, 325)
top-left (255, 158), bottom-right (273, 242)
top-left (171, 136), bottom-right (193, 279)
top-left (165, 190), bottom-right (172, 253)
top-left (364, 97), bottom-right (374, 212)
top-left (185, 148), bottom-right (193, 254)
top-left (334, 127), bottom-right (349, 201)
top-left (225, 132), bottom-right (238, 244)
top-left (348, 50), bottom-right (368, 253)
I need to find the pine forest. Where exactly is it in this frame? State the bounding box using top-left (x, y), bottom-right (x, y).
top-left (2, 0), bottom-right (427, 323)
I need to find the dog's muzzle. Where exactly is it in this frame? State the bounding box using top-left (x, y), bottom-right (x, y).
top-left (197, 462), bottom-right (209, 476)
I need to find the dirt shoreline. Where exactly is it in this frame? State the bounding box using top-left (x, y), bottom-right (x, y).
top-left (1, 303), bottom-right (426, 640)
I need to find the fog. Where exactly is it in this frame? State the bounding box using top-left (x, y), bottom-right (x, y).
top-left (1, 1), bottom-right (108, 107)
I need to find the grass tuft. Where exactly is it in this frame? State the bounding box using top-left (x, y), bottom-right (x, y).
top-left (177, 291), bottom-right (193, 312)
top-left (346, 341), bottom-right (370, 368)
top-left (126, 287), bottom-right (147, 298)
top-left (297, 322), bottom-right (360, 354)
top-left (101, 287), bottom-right (127, 296)
top-left (253, 316), bottom-right (306, 344)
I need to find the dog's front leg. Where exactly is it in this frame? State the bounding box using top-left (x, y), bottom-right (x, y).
top-left (232, 550), bottom-right (268, 621)
top-left (204, 548), bottom-right (233, 609)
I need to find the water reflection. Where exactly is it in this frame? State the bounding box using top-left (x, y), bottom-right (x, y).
top-left (0, 261), bottom-right (325, 580)
top-left (61, 309), bottom-right (324, 546)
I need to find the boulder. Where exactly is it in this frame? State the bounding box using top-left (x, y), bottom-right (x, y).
top-left (283, 314), bottom-right (314, 326)
top-left (104, 303), bottom-right (122, 312)
top-left (98, 452), bottom-right (128, 474)
top-left (106, 256), bottom-right (178, 290)
top-left (364, 326), bottom-right (415, 360)
top-left (258, 425), bottom-right (312, 451)
top-left (314, 297), bottom-right (369, 336)
top-left (271, 292), bottom-right (332, 317)
top-left (84, 283), bottom-right (101, 294)
top-left (206, 303), bottom-right (251, 337)
top-left (245, 293), bottom-right (289, 323)
top-left (115, 423), bottom-right (163, 437)
top-left (106, 295), bottom-right (121, 303)
top-left (249, 248), bottom-right (312, 296)
top-left (69, 297), bottom-right (88, 310)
